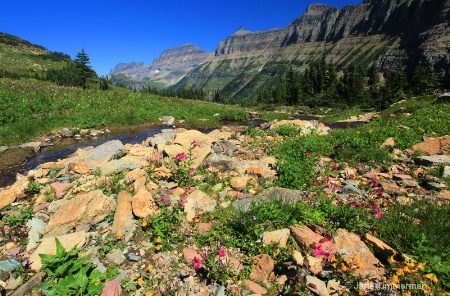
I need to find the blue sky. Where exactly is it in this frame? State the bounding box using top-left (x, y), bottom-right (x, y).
top-left (0, 0), bottom-right (362, 76)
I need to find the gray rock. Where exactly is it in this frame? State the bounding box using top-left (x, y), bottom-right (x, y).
top-left (26, 217), bottom-right (47, 252)
top-left (414, 155), bottom-right (450, 166)
top-left (98, 160), bottom-right (140, 175)
top-left (342, 183), bottom-right (364, 195)
top-left (232, 187), bottom-right (307, 212)
top-left (106, 249), bottom-right (126, 265)
top-left (127, 253), bottom-right (141, 261)
top-left (83, 140), bottom-right (125, 165)
top-left (426, 181), bottom-right (447, 191)
top-left (0, 259), bottom-right (20, 272)
top-left (215, 286), bottom-right (226, 296)
top-left (91, 257), bottom-right (107, 273)
top-left (443, 166), bottom-right (450, 178)
top-left (0, 146), bottom-right (8, 153)
top-left (438, 92), bottom-right (450, 102)
top-left (160, 116), bottom-right (175, 126)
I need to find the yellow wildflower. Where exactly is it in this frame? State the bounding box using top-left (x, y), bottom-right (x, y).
top-left (116, 232), bottom-right (124, 239)
top-left (396, 268), bottom-right (405, 276)
top-left (137, 278), bottom-right (145, 286)
top-left (146, 292), bottom-right (153, 296)
top-left (391, 275), bottom-right (399, 285)
top-left (403, 292), bottom-right (411, 296)
top-left (71, 221), bottom-right (76, 227)
top-left (195, 218), bottom-right (200, 223)
top-left (141, 220), bottom-right (147, 227)
top-left (388, 256), bottom-right (396, 264)
top-left (424, 273), bottom-right (438, 284)
top-left (155, 245), bottom-right (161, 251)
top-left (417, 262), bottom-right (425, 270)
top-left (146, 264), bottom-right (153, 272)
top-left (339, 264), bottom-right (348, 273)
top-left (275, 248), bottom-right (280, 254)
top-left (155, 237), bottom-right (161, 243)
top-left (406, 261), bottom-right (415, 269)
top-left (369, 129), bottom-right (373, 133)
top-left (77, 251), bottom-right (84, 258)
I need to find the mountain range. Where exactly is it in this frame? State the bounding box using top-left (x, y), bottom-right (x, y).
top-left (110, 0), bottom-right (450, 102)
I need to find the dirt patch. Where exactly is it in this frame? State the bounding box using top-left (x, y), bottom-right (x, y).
top-left (0, 147), bottom-right (35, 172)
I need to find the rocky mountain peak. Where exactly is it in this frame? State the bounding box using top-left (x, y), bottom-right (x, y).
top-left (305, 3), bottom-right (337, 15)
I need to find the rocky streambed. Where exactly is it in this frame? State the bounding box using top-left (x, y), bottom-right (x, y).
top-left (0, 116), bottom-right (449, 295)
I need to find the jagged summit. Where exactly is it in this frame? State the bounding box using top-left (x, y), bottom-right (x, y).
top-left (110, 0), bottom-right (450, 100)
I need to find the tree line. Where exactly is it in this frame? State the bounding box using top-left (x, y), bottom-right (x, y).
top-left (0, 49), bottom-right (109, 91)
top-left (142, 86), bottom-right (232, 104)
top-left (256, 54), bottom-right (450, 110)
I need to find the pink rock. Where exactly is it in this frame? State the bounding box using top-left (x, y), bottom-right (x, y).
top-left (100, 278), bottom-right (122, 296)
top-left (183, 248), bottom-right (202, 262)
top-left (198, 223), bottom-right (213, 233)
top-left (50, 182), bottom-right (73, 198)
top-left (244, 279), bottom-right (267, 295)
top-left (6, 246), bottom-right (22, 256)
top-left (249, 254), bottom-right (274, 281)
top-left (33, 202), bottom-right (50, 213)
top-left (393, 174), bottom-right (412, 180)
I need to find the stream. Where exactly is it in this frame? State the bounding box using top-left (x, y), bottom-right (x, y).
top-left (0, 117), bottom-right (367, 188)
top-left (0, 126), bottom-right (166, 188)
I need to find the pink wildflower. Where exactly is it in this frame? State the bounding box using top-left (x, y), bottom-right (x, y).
top-left (181, 195), bottom-right (188, 203)
top-left (374, 209), bottom-right (382, 219)
top-left (306, 151), bottom-right (313, 157)
top-left (192, 256), bottom-right (201, 270)
top-left (311, 243), bottom-right (323, 258)
top-left (189, 167), bottom-right (195, 173)
top-left (330, 163), bottom-right (340, 171)
top-left (176, 152), bottom-right (186, 161)
top-left (319, 232), bottom-right (333, 244)
top-left (218, 247), bottom-right (226, 258)
top-left (192, 139), bottom-right (200, 147)
top-left (188, 186), bottom-right (195, 192)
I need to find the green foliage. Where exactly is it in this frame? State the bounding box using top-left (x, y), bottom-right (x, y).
top-left (374, 198), bottom-right (450, 289)
top-left (0, 78), bottom-right (252, 146)
top-left (39, 238), bottom-right (107, 295)
top-left (26, 180), bottom-right (41, 195)
top-left (1, 206), bottom-right (32, 244)
top-left (271, 133), bottom-right (333, 189)
top-left (142, 206), bottom-right (186, 246)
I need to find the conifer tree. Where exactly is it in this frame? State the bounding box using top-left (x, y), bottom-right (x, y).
top-left (74, 49), bottom-right (96, 89)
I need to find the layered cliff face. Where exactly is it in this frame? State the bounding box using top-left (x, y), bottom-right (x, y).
top-left (109, 44), bottom-right (208, 88)
top-left (110, 0), bottom-right (450, 100)
top-left (178, 0), bottom-right (450, 102)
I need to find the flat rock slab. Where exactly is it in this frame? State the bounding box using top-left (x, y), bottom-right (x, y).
top-left (184, 190), bottom-right (217, 221)
top-left (98, 159), bottom-right (140, 176)
top-left (112, 191), bottom-right (135, 242)
top-left (29, 231), bottom-right (86, 271)
top-left (334, 228), bottom-right (385, 279)
top-left (69, 140), bottom-right (124, 168)
top-left (44, 190), bottom-right (116, 237)
top-left (414, 155), bottom-right (450, 166)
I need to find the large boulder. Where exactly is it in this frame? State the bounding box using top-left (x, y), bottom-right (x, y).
top-left (44, 190), bottom-right (116, 237)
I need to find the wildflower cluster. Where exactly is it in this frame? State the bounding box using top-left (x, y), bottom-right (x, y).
top-left (172, 140), bottom-right (200, 187)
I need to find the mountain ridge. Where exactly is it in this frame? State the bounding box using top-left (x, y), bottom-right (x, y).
top-left (110, 0), bottom-right (450, 100)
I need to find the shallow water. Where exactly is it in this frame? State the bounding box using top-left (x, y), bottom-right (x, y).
top-left (0, 126), bottom-right (165, 188)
